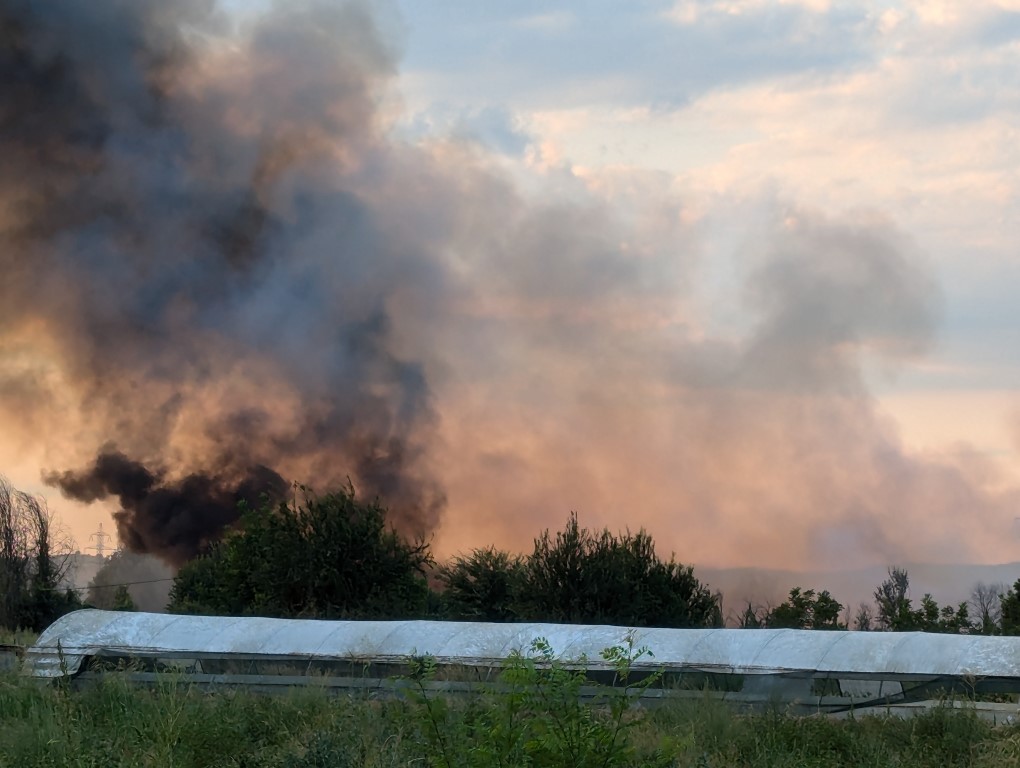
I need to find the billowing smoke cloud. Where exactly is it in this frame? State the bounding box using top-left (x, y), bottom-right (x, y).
top-left (1, 0), bottom-right (1018, 571)
top-left (1, 0), bottom-right (445, 559)
top-left (47, 449), bottom-right (287, 564)
top-left (426, 196), bottom-right (1020, 568)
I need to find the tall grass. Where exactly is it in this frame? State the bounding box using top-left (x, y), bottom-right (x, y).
top-left (2, 668), bottom-right (1020, 767)
top-left (0, 628), bottom-right (37, 646)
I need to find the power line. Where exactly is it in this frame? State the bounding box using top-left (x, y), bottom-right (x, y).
top-left (63, 577), bottom-right (177, 592)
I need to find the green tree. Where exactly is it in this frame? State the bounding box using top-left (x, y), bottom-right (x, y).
top-left (438, 546), bottom-right (522, 622)
top-left (169, 487), bottom-right (433, 619)
top-left (1000, 579), bottom-right (1020, 635)
top-left (912, 595), bottom-right (971, 633)
top-left (873, 568), bottom-right (971, 633)
top-left (874, 567), bottom-right (918, 631)
top-left (767, 588), bottom-right (845, 630)
top-left (514, 513), bottom-right (720, 628)
top-left (111, 584), bottom-right (137, 611)
top-left (936, 601), bottom-right (971, 633)
top-left (917, 593), bottom-right (941, 631)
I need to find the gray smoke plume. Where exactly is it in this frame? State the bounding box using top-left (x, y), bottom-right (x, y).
top-left (86, 549), bottom-right (175, 612)
top-left (2, 0), bottom-right (1017, 571)
top-left (2, 0), bottom-right (445, 560)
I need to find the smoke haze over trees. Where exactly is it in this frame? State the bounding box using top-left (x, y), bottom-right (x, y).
top-left (162, 491), bottom-right (1020, 638)
top-left (169, 493), bottom-right (722, 628)
top-left (1, 0), bottom-right (1019, 570)
top-left (8, 471), bottom-right (1020, 638)
top-left (86, 549), bottom-right (173, 612)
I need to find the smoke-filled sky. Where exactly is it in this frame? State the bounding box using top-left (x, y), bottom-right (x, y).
top-left (1, 0), bottom-right (1018, 570)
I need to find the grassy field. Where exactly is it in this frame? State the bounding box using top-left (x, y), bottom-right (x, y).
top-left (3, 668), bottom-right (1020, 768)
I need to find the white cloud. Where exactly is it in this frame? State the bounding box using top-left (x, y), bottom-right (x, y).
top-left (665, 0), bottom-right (834, 25)
top-left (511, 11), bottom-right (576, 30)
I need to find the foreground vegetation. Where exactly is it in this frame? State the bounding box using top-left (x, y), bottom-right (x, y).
top-left (3, 636), bottom-right (1020, 767)
top-left (2, 665), bottom-right (1020, 768)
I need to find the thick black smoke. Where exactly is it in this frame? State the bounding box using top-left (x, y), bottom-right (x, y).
top-left (47, 450), bottom-right (287, 564)
top-left (1, 0), bottom-right (446, 560)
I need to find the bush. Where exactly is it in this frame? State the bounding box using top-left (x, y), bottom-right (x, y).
top-left (514, 513), bottom-right (720, 628)
top-left (767, 588), bottom-right (845, 630)
top-left (437, 546), bottom-right (522, 622)
top-left (406, 634), bottom-right (670, 768)
top-left (168, 487), bottom-right (433, 619)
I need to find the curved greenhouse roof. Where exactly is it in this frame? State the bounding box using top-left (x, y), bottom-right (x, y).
top-left (25, 610), bottom-right (1020, 682)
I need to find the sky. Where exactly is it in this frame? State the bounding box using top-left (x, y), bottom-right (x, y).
top-left (389, 0), bottom-right (1020, 564)
top-left (1, 0), bottom-right (1018, 572)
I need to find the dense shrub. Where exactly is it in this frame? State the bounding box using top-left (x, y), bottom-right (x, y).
top-left (437, 546), bottom-right (522, 622)
top-left (168, 487), bottom-right (432, 619)
top-left (514, 513), bottom-right (721, 628)
top-left (767, 588), bottom-right (845, 629)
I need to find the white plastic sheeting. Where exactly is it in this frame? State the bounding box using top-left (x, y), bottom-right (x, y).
top-left (24, 609), bottom-right (1020, 681)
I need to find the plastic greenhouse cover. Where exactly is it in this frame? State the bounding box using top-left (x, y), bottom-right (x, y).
top-left (25, 609), bottom-right (1020, 679)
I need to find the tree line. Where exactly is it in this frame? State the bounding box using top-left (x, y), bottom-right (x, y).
top-left (7, 471), bottom-right (1020, 636)
top-left (163, 486), bottom-right (1020, 636)
top-left (734, 567), bottom-right (1020, 635)
top-left (166, 487), bottom-right (723, 628)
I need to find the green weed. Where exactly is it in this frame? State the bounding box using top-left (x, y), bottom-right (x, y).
top-left (2, 657), bottom-right (1020, 767)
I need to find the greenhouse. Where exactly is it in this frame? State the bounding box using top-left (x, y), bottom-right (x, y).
top-left (24, 610), bottom-right (1020, 714)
